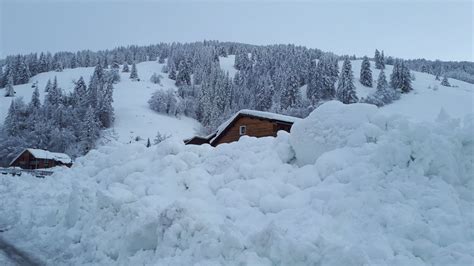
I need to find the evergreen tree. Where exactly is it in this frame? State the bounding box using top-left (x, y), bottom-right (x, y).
top-left (29, 87), bottom-right (41, 110)
top-left (280, 73), bottom-right (301, 110)
top-left (96, 81), bottom-right (114, 128)
top-left (360, 56), bottom-right (373, 87)
top-left (44, 79), bottom-right (52, 92)
top-left (80, 106), bottom-right (100, 153)
top-left (374, 49), bottom-right (382, 69)
top-left (122, 63), bottom-right (129, 73)
top-left (4, 76), bottom-right (15, 97)
top-left (129, 63), bottom-right (139, 80)
top-left (175, 61), bottom-right (191, 86)
top-left (380, 51), bottom-right (385, 69)
top-left (168, 68), bottom-right (177, 80)
top-left (45, 77), bottom-right (62, 106)
top-left (441, 76), bottom-right (451, 87)
top-left (390, 60), bottom-right (413, 93)
top-left (336, 58), bottom-right (358, 104)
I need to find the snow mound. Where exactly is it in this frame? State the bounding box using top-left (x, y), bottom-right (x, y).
top-left (1, 102), bottom-right (473, 265)
top-left (290, 101), bottom-right (378, 165)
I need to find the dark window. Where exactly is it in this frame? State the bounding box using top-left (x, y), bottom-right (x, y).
top-left (239, 125), bottom-right (246, 136)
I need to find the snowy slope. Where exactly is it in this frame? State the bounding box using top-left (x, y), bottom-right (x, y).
top-left (218, 57), bottom-right (474, 122)
top-left (0, 101), bottom-right (472, 265)
top-left (348, 60), bottom-right (474, 122)
top-left (0, 62), bottom-right (201, 143)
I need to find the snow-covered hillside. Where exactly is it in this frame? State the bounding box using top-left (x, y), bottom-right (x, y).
top-left (0, 62), bottom-right (201, 144)
top-left (1, 101), bottom-right (472, 265)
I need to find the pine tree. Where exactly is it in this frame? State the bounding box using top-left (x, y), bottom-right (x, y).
top-left (175, 61), bottom-right (191, 86)
top-left (122, 63), bottom-right (129, 73)
top-left (280, 73), bottom-right (301, 110)
top-left (390, 60), bottom-right (412, 93)
top-left (336, 58), bottom-right (358, 104)
top-left (96, 81), bottom-right (114, 128)
top-left (129, 63), bottom-right (139, 80)
top-left (80, 106), bottom-right (100, 153)
top-left (441, 76), bottom-right (451, 87)
top-left (360, 56), bottom-right (373, 87)
top-left (44, 79), bottom-right (52, 92)
top-left (29, 87), bottom-right (41, 110)
top-left (45, 77), bottom-right (62, 106)
top-left (168, 68), bottom-right (177, 80)
top-left (374, 49), bottom-right (382, 69)
top-left (380, 51), bottom-right (385, 69)
top-left (4, 76), bottom-right (15, 97)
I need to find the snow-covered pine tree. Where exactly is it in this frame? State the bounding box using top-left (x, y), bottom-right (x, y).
top-left (336, 58), bottom-right (358, 104)
top-left (168, 68), bottom-right (177, 80)
top-left (175, 60), bottom-right (191, 87)
top-left (122, 63), bottom-right (129, 73)
top-left (4, 76), bottom-right (15, 97)
top-left (45, 77), bottom-right (62, 106)
top-left (96, 81), bottom-right (114, 128)
top-left (380, 51), bottom-right (385, 69)
top-left (390, 60), bottom-right (412, 93)
top-left (72, 76), bottom-right (88, 115)
top-left (374, 49), bottom-right (382, 69)
top-left (80, 106), bottom-right (100, 153)
top-left (28, 87), bottom-right (41, 111)
top-left (441, 76), bottom-right (451, 87)
top-left (360, 56), bottom-right (373, 87)
top-left (129, 63), bottom-right (139, 81)
top-left (280, 73), bottom-right (301, 110)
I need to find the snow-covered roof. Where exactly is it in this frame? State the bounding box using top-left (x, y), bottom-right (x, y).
top-left (210, 109), bottom-right (301, 144)
top-left (10, 148), bottom-right (72, 165)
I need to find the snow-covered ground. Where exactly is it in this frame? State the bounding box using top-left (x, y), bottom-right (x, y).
top-left (0, 101), bottom-right (472, 265)
top-left (0, 57), bottom-right (473, 265)
top-left (0, 62), bottom-right (201, 144)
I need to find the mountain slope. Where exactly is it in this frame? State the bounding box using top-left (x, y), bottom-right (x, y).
top-left (0, 61), bottom-right (201, 144)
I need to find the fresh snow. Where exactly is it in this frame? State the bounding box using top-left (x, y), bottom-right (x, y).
top-left (0, 101), bottom-right (472, 265)
top-left (0, 61), bottom-right (201, 144)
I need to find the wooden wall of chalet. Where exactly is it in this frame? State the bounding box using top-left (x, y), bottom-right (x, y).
top-left (10, 150), bottom-right (66, 169)
top-left (213, 116), bottom-right (292, 146)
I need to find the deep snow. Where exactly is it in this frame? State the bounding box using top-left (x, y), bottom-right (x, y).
top-left (0, 101), bottom-right (472, 265)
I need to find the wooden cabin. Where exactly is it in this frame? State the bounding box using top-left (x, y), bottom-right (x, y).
top-left (185, 110), bottom-right (300, 147)
top-left (9, 148), bottom-right (73, 169)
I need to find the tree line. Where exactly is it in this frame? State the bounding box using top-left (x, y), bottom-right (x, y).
top-left (0, 64), bottom-right (116, 166)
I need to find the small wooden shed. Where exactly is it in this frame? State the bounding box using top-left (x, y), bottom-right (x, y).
top-left (9, 148), bottom-right (73, 169)
top-left (185, 110), bottom-right (300, 147)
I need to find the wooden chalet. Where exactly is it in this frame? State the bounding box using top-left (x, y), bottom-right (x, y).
top-left (185, 109), bottom-right (300, 147)
top-left (9, 148), bottom-right (73, 169)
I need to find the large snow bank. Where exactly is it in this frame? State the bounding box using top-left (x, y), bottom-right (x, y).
top-left (0, 102), bottom-right (473, 265)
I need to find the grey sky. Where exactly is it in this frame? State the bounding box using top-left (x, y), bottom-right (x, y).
top-left (1, 0), bottom-right (472, 61)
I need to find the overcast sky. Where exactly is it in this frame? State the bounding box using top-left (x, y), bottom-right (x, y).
top-left (1, 0), bottom-right (472, 61)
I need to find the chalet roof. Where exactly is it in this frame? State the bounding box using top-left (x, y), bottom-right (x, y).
top-left (10, 148), bottom-right (72, 166)
top-left (209, 109), bottom-right (301, 145)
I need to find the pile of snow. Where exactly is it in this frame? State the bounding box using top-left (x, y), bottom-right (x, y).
top-left (1, 101), bottom-right (472, 265)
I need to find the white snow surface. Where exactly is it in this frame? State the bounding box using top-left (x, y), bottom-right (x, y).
top-left (0, 62), bottom-right (201, 144)
top-left (1, 102), bottom-right (473, 265)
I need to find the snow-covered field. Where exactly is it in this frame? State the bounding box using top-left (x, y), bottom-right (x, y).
top-left (0, 62), bottom-right (201, 144)
top-left (0, 101), bottom-right (472, 265)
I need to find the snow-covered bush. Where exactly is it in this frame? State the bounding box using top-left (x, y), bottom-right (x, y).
top-left (148, 89), bottom-right (178, 116)
top-left (150, 72), bottom-right (162, 85)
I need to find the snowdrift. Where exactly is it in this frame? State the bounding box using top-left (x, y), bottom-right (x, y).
top-left (1, 102), bottom-right (473, 265)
